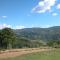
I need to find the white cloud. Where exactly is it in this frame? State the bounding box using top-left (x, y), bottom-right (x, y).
top-left (0, 24), bottom-right (11, 29)
top-left (0, 24), bottom-right (25, 29)
top-left (57, 4), bottom-right (60, 9)
top-left (15, 26), bottom-right (25, 29)
top-left (40, 25), bottom-right (51, 28)
top-left (2, 16), bottom-right (7, 18)
top-left (32, 0), bottom-right (56, 13)
top-left (52, 13), bottom-right (58, 16)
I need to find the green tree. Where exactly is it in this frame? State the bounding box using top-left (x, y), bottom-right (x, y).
top-left (0, 30), bottom-right (3, 49)
top-left (0, 28), bottom-right (16, 49)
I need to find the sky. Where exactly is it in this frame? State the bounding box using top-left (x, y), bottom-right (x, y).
top-left (0, 0), bottom-right (60, 29)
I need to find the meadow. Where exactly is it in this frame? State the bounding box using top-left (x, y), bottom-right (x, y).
top-left (1, 48), bottom-right (60, 60)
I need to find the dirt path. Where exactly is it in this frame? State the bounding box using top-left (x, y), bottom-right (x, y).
top-left (0, 48), bottom-right (53, 59)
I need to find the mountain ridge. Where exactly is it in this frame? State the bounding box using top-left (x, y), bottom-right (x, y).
top-left (14, 26), bottom-right (60, 42)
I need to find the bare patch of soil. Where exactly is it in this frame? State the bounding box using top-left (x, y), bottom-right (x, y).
top-left (0, 48), bottom-right (53, 59)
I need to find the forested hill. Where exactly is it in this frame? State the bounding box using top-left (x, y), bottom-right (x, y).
top-left (15, 26), bottom-right (60, 41)
top-left (0, 26), bottom-right (60, 49)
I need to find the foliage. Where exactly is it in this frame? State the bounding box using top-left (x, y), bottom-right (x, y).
top-left (0, 28), bottom-right (16, 49)
top-left (0, 26), bottom-right (60, 49)
top-left (0, 28), bottom-right (45, 49)
top-left (15, 37), bottom-right (44, 48)
top-left (47, 40), bottom-right (60, 48)
top-left (15, 26), bottom-right (60, 41)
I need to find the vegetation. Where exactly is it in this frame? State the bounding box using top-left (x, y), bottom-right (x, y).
top-left (0, 28), bottom-right (44, 49)
top-left (0, 26), bottom-right (60, 49)
top-left (0, 27), bottom-right (60, 60)
top-left (0, 28), bottom-right (17, 49)
top-left (15, 26), bottom-right (60, 48)
top-left (47, 40), bottom-right (60, 48)
top-left (2, 49), bottom-right (60, 60)
top-left (15, 26), bottom-right (60, 42)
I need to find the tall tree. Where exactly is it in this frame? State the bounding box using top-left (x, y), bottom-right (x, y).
top-left (1, 28), bottom-right (16, 49)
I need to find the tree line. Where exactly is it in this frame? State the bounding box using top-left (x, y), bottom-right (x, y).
top-left (0, 28), bottom-right (44, 49)
top-left (0, 28), bottom-right (60, 50)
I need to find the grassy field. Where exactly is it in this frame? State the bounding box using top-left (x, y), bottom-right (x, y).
top-left (1, 48), bottom-right (60, 60)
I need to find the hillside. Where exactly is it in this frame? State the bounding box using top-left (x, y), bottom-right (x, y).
top-left (15, 26), bottom-right (60, 42)
top-left (0, 26), bottom-right (60, 49)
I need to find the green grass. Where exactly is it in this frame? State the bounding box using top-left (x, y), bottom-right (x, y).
top-left (1, 49), bottom-right (60, 60)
